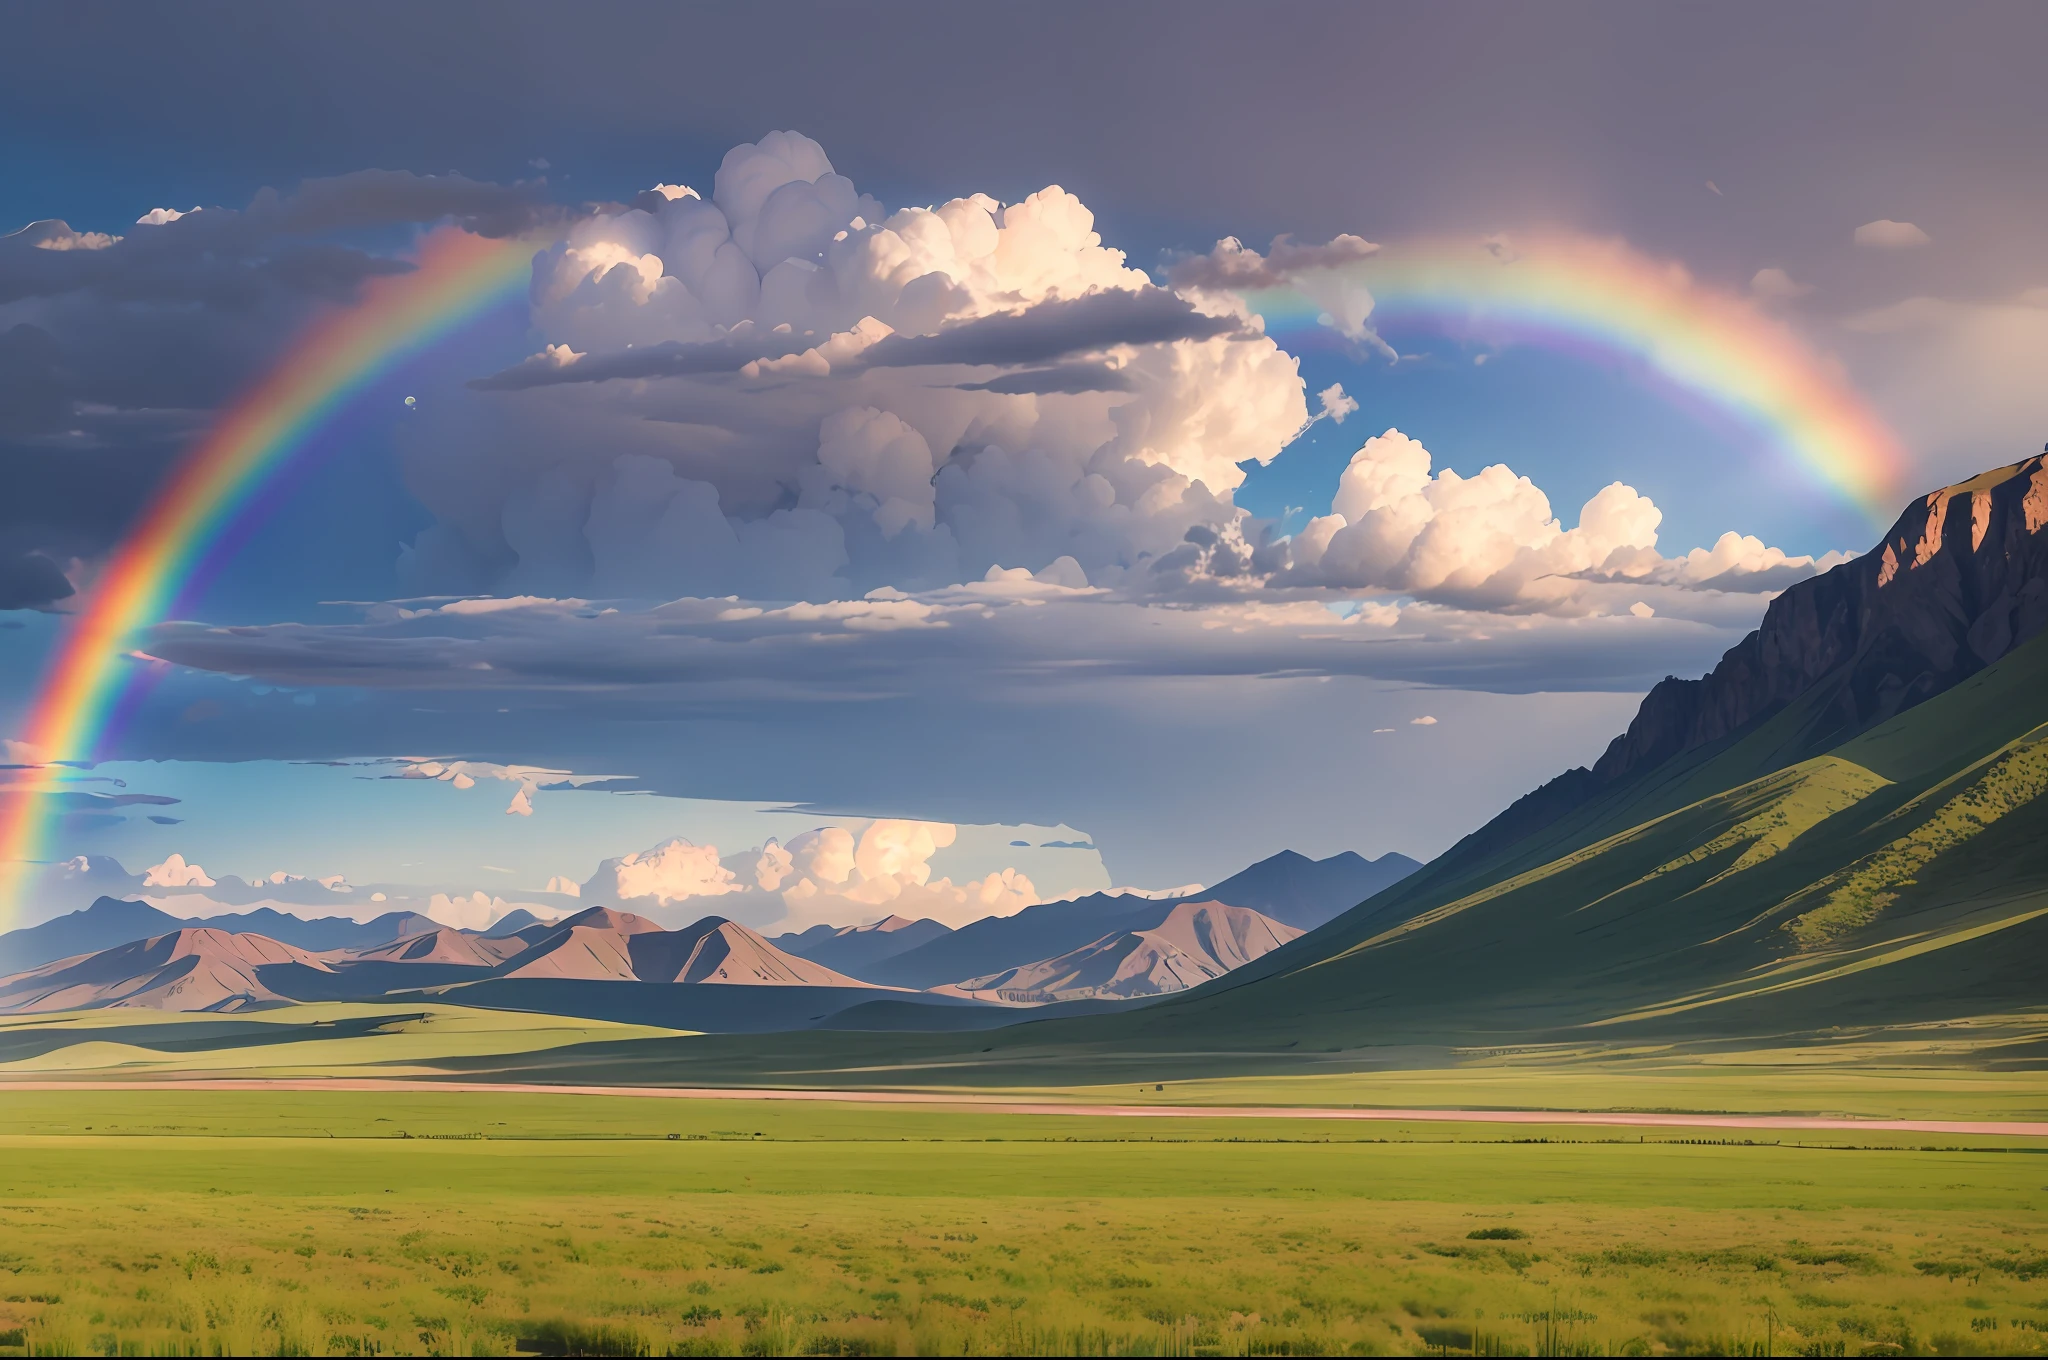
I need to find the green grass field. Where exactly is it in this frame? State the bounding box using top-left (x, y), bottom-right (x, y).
top-left (10, 1001), bottom-right (2048, 1127)
top-left (0, 1087), bottom-right (2044, 1357)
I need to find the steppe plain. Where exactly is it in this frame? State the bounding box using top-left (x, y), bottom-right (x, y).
top-left (0, 1005), bottom-right (2042, 1357)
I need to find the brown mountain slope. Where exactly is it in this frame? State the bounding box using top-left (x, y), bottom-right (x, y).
top-left (945, 902), bottom-right (1300, 1003)
top-left (494, 907), bottom-right (668, 980)
top-left (484, 908), bottom-right (873, 988)
top-left (349, 928), bottom-right (527, 968)
top-left (627, 917), bottom-right (875, 987)
top-left (0, 928), bottom-right (330, 1013)
top-left (1149, 900), bottom-right (1305, 968)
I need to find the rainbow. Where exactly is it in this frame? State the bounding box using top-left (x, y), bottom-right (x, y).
top-left (1241, 231), bottom-right (1909, 522)
top-left (0, 227), bottom-right (533, 921)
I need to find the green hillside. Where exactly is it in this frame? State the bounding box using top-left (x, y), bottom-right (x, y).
top-left (1092, 625), bottom-right (2048, 1054)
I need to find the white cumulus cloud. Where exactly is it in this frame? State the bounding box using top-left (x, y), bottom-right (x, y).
top-left (143, 853), bottom-right (215, 888)
top-left (1749, 267), bottom-right (1812, 299)
top-left (594, 837), bottom-right (745, 905)
top-left (400, 131), bottom-right (1311, 605)
top-left (1854, 219), bottom-right (1931, 248)
top-left (583, 818), bottom-right (1038, 932)
top-left (1283, 428), bottom-right (1839, 610)
top-left (1317, 383), bottom-right (1359, 423)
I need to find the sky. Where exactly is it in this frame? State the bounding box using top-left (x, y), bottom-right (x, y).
top-left (1, 1), bottom-right (2044, 932)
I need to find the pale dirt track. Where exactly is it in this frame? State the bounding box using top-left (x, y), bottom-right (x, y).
top-left (2, 1078), bottom-right (2045, 1137)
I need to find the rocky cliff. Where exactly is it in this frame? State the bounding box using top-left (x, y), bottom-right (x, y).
top-left (1452, 453), bottom-right (2048, 864)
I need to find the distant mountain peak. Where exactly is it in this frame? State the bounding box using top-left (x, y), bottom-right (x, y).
top-left (944, 901), bottom-right (1302, 1004)
top-left (847, 914), bottom-right (921, 934)
top-left (0, 898), bottom-right (440, 975)
top-left (555, 905), bottom-right (666, 935)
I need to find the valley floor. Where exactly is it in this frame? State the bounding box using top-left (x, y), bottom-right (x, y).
top-left (0, 1086), bottom-right (2043, 1357)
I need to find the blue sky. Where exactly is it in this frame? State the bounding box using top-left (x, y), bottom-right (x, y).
top-left (2, 2), bottom-right (2044, 930)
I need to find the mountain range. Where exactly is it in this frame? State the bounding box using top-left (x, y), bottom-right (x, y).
top-left (849, 850), bottom-right (1416, 989)
top-left (0, 866), bottom-right (1325, 1024)
top-left (771, 914), bottom-right (953, 976)
top-left (941, 901), bottom-right (1302, 1003)
top-left (0, 897), bottom-right (441, 975)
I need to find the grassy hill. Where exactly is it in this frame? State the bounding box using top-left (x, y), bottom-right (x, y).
top-left (1114, 625), bottom-right (2048, 1051)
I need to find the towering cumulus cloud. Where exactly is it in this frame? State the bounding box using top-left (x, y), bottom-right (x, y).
top-left (405, 131), bottom-right (1310, 601)
top-left (1281, 428), bottom-right (1847, 610)
top-left (585, 819), bottom-right (1037, 931)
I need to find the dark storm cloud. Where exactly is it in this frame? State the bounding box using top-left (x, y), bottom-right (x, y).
top-left (240, 169), bottom-right (553, 241)
top-left (0, 548), bottom-right (75, 610)
top-left (138, 590), bottom-right (1748, 701)
top-left (858, 289), bottom-right (1243, 369)
top-left (0, 172), bottom-right (551, 608)
top-left (8, 2), bottom-right (2043, 308)
top-left (48, 791), bottom-right (180, 810)
top-left (474, 288), bottom-right (1240, 391)
top-left (121, 592), bottom-right (1738, 881)
top-left (0, 172), bottom-right (549, 307)
top-left (0, 324), bottom-right (66, 435)
top-left (1559, 560), bottom-right (1838, 595)
top-left (955, 363), bottom-right (1133, 395)
top-left (0, 220), bottom-right (399, 310)
top-left (470, 335), bottom-right (805, 390)
top-left (1166, 234), bottom-right (1380, 292)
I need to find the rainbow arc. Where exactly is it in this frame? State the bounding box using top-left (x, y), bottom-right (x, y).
top-left (1244, 232), bottom-right (1908, 523)
top-left (0, 229), bottom-right (533, 918)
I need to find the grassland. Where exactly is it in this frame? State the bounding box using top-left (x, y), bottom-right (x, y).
top-left (0, 1004), bottom-right (689, 1078)
top-left (7, 1002), bottom-right (2048, 1124)
top-left (0, 1087), bottom-right (2043, 1357)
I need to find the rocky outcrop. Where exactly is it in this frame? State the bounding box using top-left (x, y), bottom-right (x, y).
top-left (1454, 454), bottom-right (2048, 864)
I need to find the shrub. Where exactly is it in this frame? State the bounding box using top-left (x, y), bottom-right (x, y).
top-left (517, 1318), bottom-right (653, 1357)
